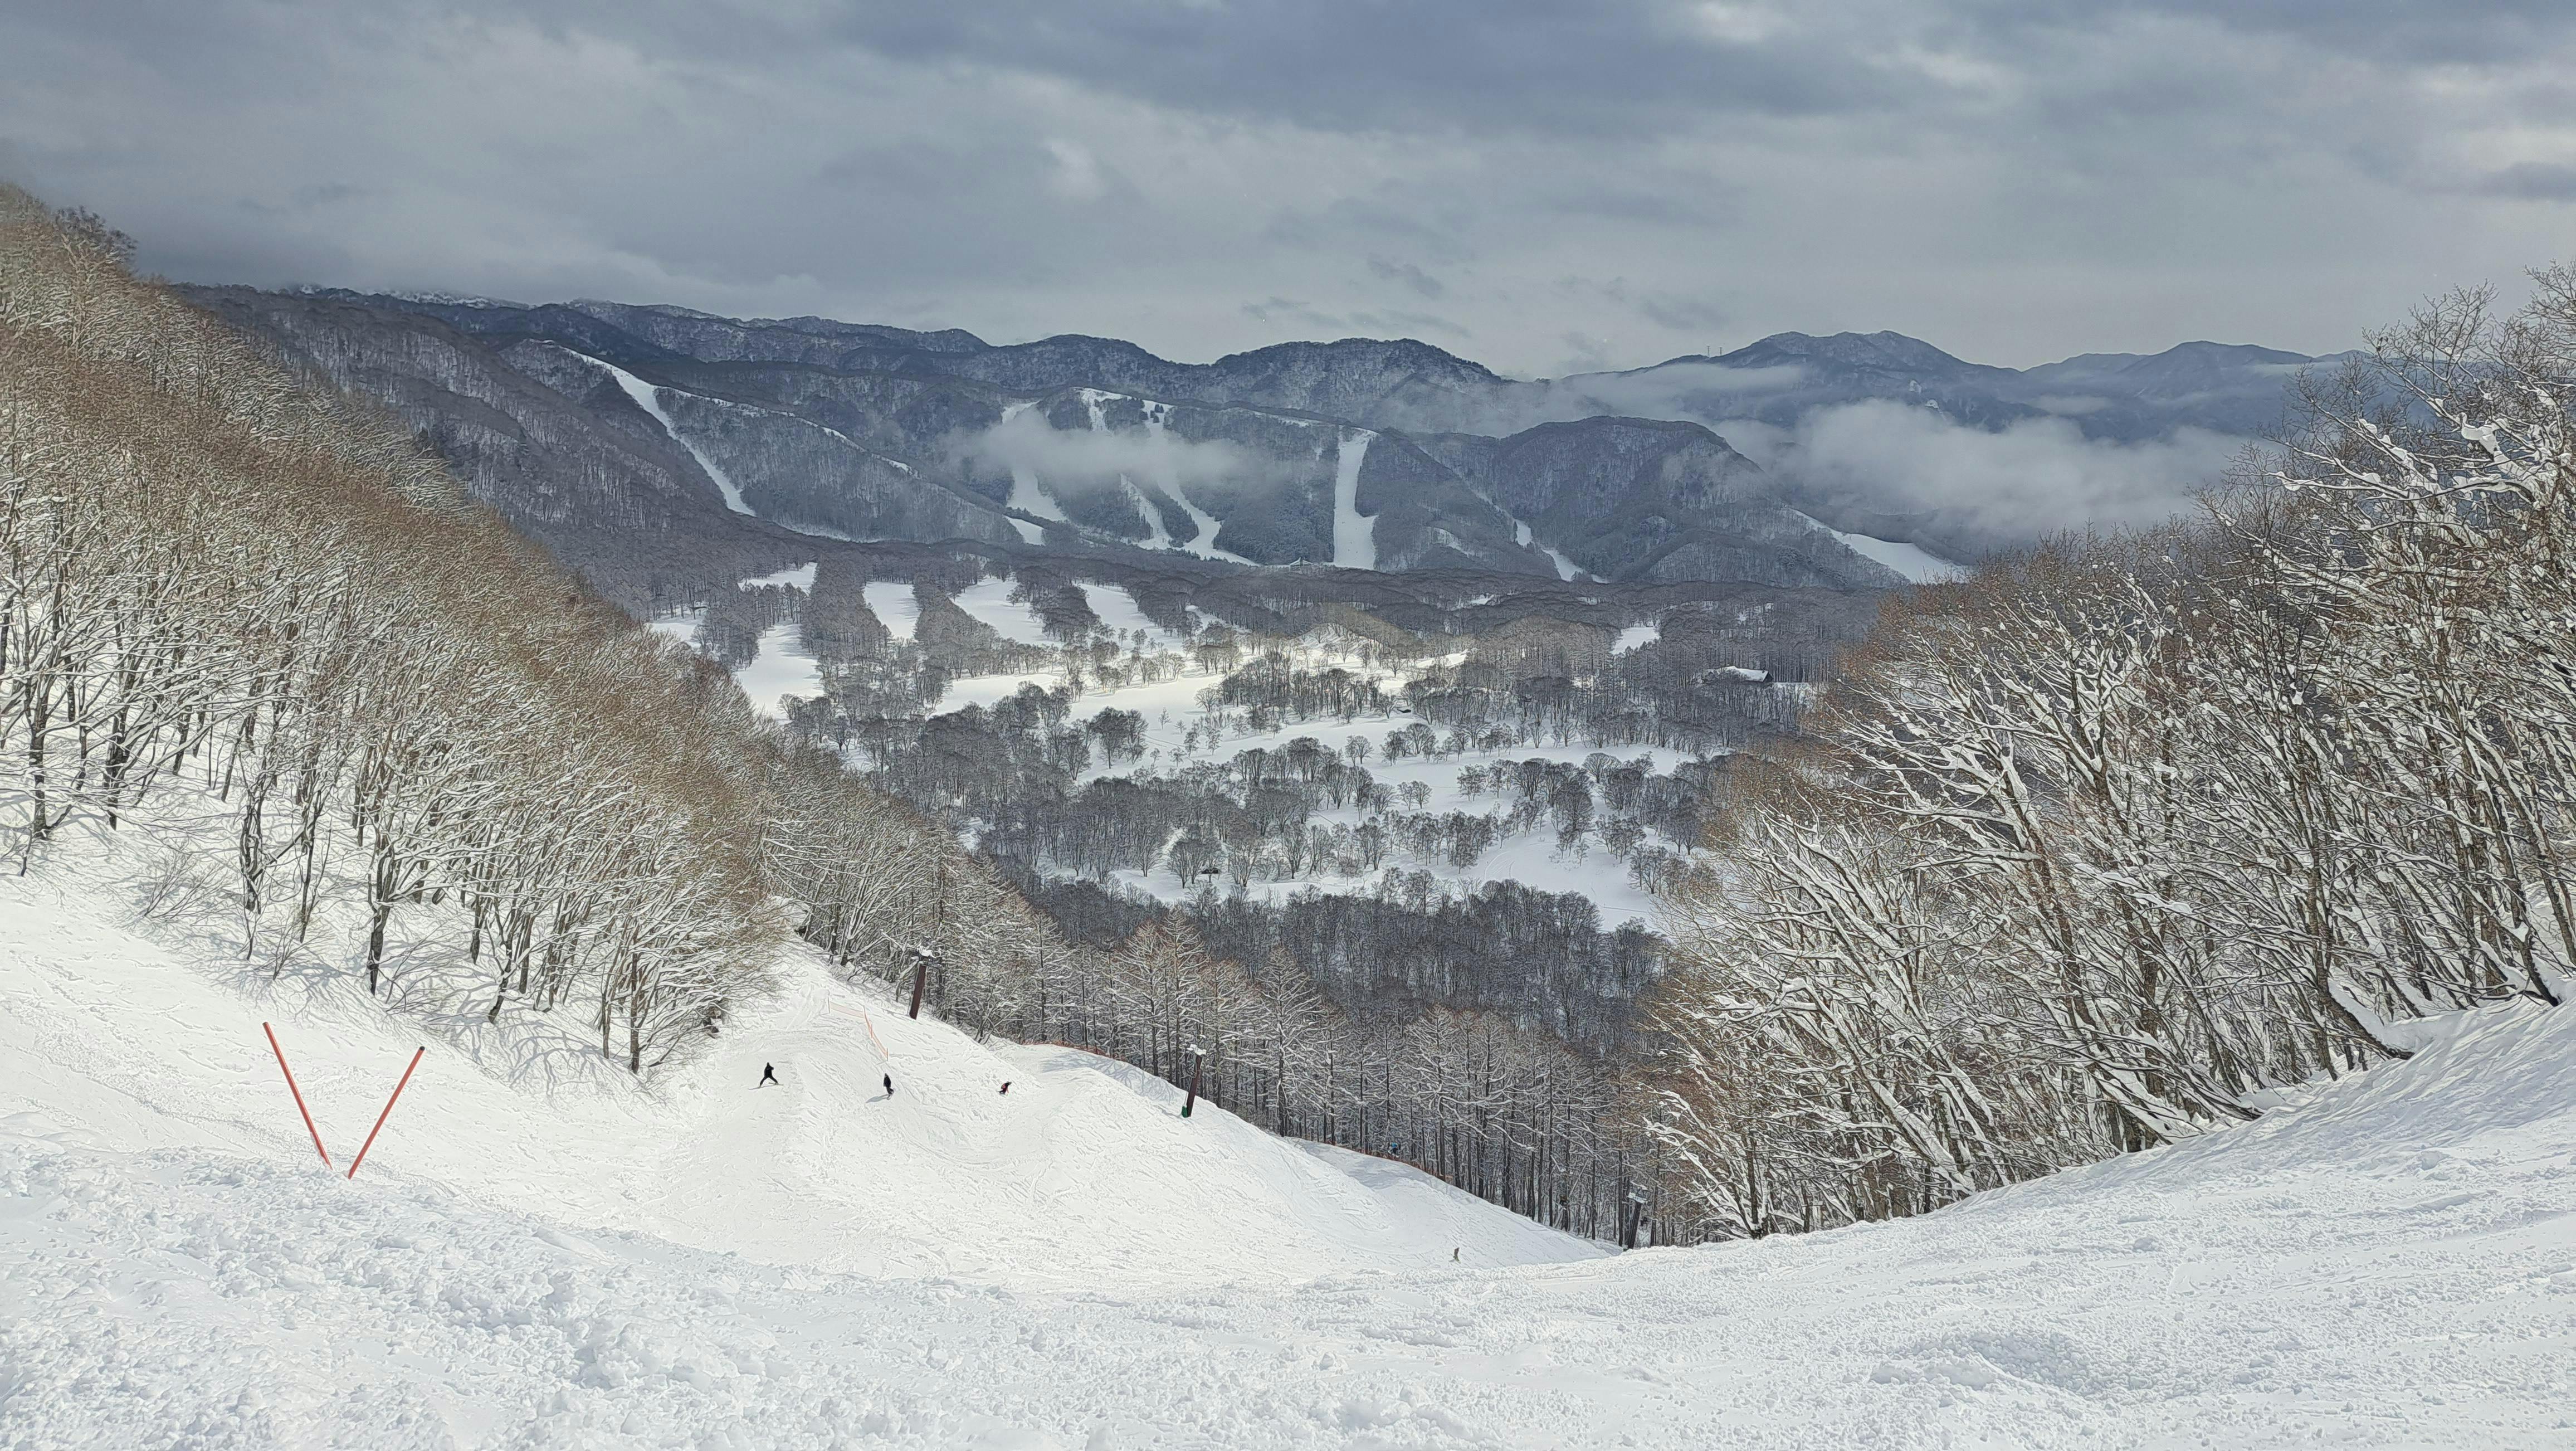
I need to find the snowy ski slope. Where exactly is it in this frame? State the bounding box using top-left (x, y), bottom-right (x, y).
top-left (0, 859), bottom-right (1588, 1290)
top-left (580, 352), bottom-right (753, 516)
top-left (4, 850), bottom-right (2575, 1444)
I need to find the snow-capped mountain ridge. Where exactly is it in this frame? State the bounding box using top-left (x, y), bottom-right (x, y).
top-left (178, 285), bottom-right (2042, 592)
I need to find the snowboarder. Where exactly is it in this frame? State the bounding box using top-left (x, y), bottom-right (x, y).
top-left (999, 1082), bottom-right (1012, 1095)
top-left (758, 1063), bottom-right (779, 1088)
top-left (1452, 1247), bottom-right (1460, 1263)
top-left (883, 1073), bottom-right (894, 1097)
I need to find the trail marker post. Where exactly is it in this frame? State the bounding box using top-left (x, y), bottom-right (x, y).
top-left (908, 945), bottom-right (932, 1020)
top-left (262, 1022), bottom-right (333, 1168)
top-left (1180, 1045), bottom-right (1205, 1119)
top-left (347, 1046), bottom-right (426, 1181)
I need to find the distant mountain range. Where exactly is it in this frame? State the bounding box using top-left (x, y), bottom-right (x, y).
top-left (179, 285), bottom-right (2346, 598)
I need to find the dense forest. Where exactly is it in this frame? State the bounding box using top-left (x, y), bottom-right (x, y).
top-left (778, 580), bottom-right (1812, 1041)
top-left (0, 190), bottom-right (1031, 1074)
top-left (1641, 275), bottom-right (2576, 1239)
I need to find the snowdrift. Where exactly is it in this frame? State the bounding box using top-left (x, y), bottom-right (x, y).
top-left (5, 852), bottom-right (2575, 1446)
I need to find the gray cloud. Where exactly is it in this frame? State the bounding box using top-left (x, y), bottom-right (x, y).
top-left (1441, 361), bottom-right (1809, 435)
top-left (1, 0), bottom-right (2571, 386)
top-left (1551, 360), bottom-right (1803, 412)
top-left (1366, 257), bottom-right (1445, 299)
top-left (2473, 162), bottom-right (2576, 201)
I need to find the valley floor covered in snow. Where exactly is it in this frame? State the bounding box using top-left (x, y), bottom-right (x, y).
top-left (5, 854), bottom-right (2574, 1448)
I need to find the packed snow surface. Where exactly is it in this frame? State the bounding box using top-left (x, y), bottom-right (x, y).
top-left (4, 854), bottom-right (2576, 1445)
top-left (1511, 515), bottom-right (1583, 581)
top-left (1331, 429), bottom-right (1377, 570)
top-left (644, 610), bottom-right (819, 721)
top-left (1007, 468), bottom-right (1067, 525)
top-left (1792, 512), bottom-right (1963, 583)
top-left (645, 607), bottom-right (702, 646)
top-left (861, 581), bottom-right (919, 643)
top-left (997, 401), bottom-right (1067, 529)
top-left (580, 353), bottom-right (753, 516)
top-left (1836, 530), bottom-right (1962, 583)
top-left (1122, 478), bottom-right (1174, 549)
top-left (948, 578), bottom-right (1056, 647)
top-left (0, 856), bottom-right (1592, 1293)
top-left (732, 622), bottom-right (826, 720)
top-left (1075, 583), bottom-right (1187, 649)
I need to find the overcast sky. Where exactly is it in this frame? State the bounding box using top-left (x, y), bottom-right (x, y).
top-left (6, 1), bottom-right (2573, 377)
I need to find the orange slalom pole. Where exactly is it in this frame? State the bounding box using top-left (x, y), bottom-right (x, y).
top-left (346, 1046), bottom-right (425, 1181)
top-left (262, 1022), bottom-right (333, 1168)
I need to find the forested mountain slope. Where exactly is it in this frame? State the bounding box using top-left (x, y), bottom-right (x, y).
top-left (1640, 271), bottom-right (2576, 1234)
top-left (0, 192), bottom-right (1682, 1241)
top-left (185, 284), bottom-right (2330, 595)
top-left (178, 283), bottom-right (1920, 595)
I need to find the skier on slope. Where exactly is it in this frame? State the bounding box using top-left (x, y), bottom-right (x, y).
top-left (884, 1072), bottom-right (895, 1098)
top-left (758, 1063), bottom-right (779, 1088)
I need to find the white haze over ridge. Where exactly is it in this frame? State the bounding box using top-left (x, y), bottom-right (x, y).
top-left (1361, 355), bottom-right (2242, 545)
top-left (1508, 362), bottom-right (1808, 432)
top-left (1722, 401), bottom-right (2243, 540)
top-left (957, 408), bottom-right (1280, 501)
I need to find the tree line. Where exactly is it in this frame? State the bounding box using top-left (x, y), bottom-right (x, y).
top-left (1642, 275), bottom-right (2576, 1240)
top-left (0, 189), bottom-right (998, 1074)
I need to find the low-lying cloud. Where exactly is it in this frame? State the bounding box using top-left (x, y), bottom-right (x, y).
top-left (1726, 400), bottom-right (2245, 546)
top-left (952, 408), bottom-right (1281, 497)
top-left (1527, 361), bottom-right (1807, 425)
top-left (1392, 360), bottom-right (1807, 435)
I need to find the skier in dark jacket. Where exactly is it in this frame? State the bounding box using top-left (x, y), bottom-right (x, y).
top-left (999, 1082), bottom-right (1012, 1095)
top-left (883, 1073), bottom-right (894, 1097)
top-left (758, 1063), bottom-right (779, 1088)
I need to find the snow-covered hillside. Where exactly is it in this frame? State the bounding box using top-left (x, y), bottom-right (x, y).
top-left (0, 855), bottom-right (1587, 1292)
top-left (6, 847), bottom-right (2575, 1446)
top-left (899, 606), bottom-right (1709, 923)
top-left (646, 564), bottom-right (1738, 931)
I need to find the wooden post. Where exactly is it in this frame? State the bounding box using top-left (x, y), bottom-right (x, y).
top-left (1180, 1047), bottom-right (1204, 1118)
top-left (909, 953), bottom-right (930, 1019)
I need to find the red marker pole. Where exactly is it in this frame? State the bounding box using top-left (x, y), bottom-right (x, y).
top-left (346, 1046), bottom-right (425, 1181)
top-left (263, 1022), bottom-right (333, 1168)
